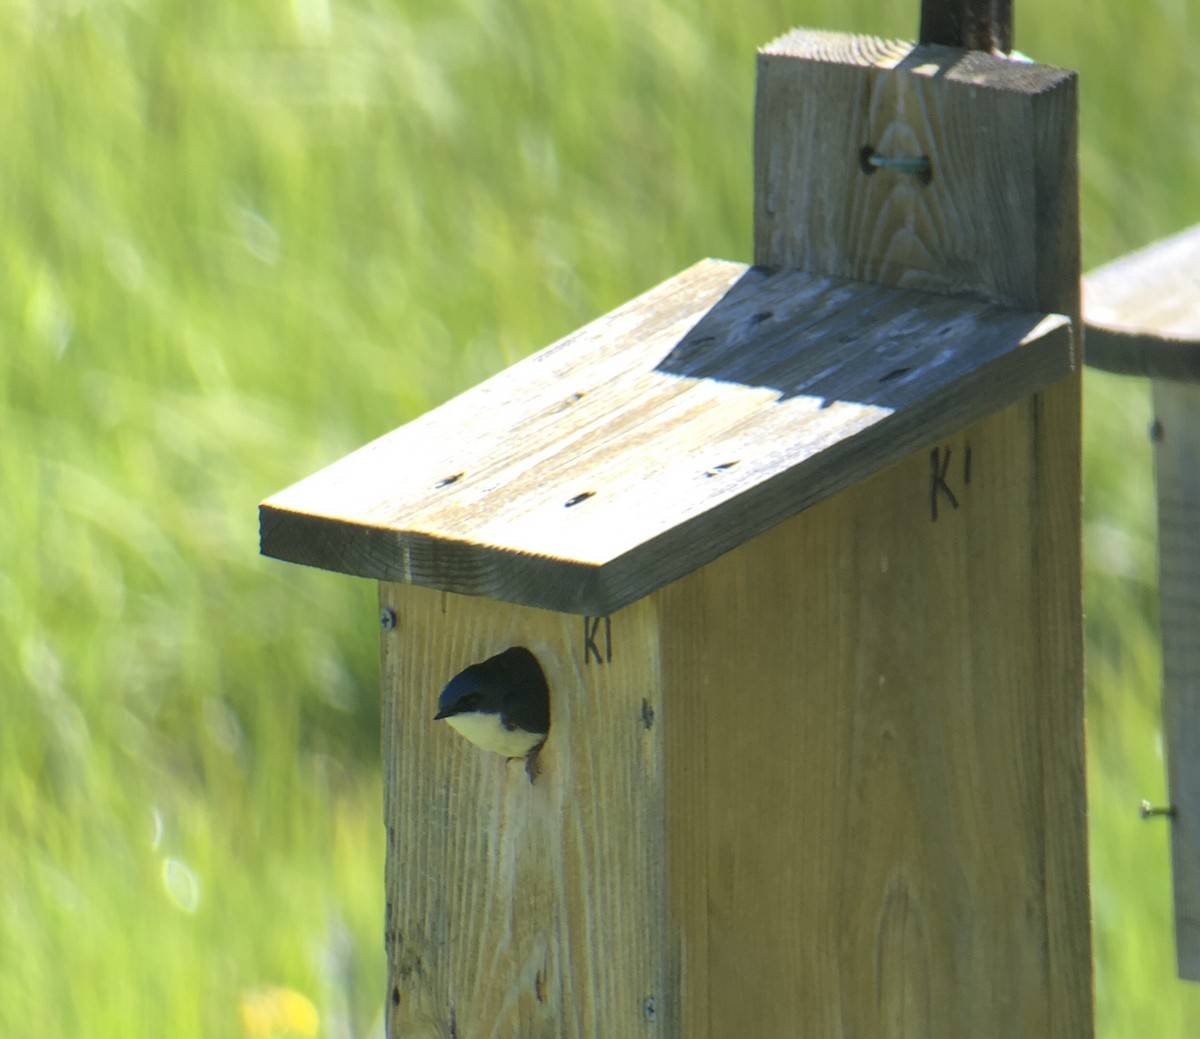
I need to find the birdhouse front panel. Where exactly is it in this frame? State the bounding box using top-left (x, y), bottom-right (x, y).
top-left (381, 583), bottom-right (668, 1039)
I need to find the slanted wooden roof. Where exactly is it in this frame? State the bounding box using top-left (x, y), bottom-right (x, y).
top-left (260, 258), bottom-right (1071, 614)
top-left (1084, 222), bottom-right (1200, 381)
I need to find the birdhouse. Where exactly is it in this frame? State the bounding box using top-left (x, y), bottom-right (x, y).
top-left (1085, 223), bottom-right (1200, 982)
top-left (261, 24), bottom-right (1093, 1039)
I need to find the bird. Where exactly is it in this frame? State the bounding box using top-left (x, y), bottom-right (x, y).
top-left (434, 646), bottom-right (551, 763)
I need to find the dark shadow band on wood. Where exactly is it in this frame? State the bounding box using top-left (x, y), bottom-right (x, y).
top-left (1084, 324), bottom-right (1200, 383)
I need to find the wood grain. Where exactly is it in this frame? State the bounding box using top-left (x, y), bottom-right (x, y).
top-left (381, 583), bottom-right (668, 1039)
top-left (1080, 221), bottom-right (1200, 977)
top-left (261, 260), bottom-right (1070, 615)
top-left (656, 385), bottom-right (1088, 1037)
top-left (754, 30), bottom-right (1078, 318)
top-left (1084, 223), bottom-right (1200, 381)
top-left (1151, 381), bottom-right (1200, 980)
top-left (748, 28), bottom-right (1090, 1035)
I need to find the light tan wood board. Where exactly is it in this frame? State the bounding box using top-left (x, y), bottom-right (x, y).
top-left (657, 382), bottom-right (1088, 1037)
top-left (755, 30), bottom-right (1079, 320)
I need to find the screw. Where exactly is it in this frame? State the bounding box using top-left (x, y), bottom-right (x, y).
top-left (380, 607), bottom-right (397, 630)
top-left (860, 145), bottom-right (932, 184)
top-left (1139, 799), bottom-right (1177, 820)
top-left (643, 996), bottom-right (657, 1022)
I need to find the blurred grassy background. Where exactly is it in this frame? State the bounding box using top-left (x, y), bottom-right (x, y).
top-left (2, 0), bottom-right (1198, 1035)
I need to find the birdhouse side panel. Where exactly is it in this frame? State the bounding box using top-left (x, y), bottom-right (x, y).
top-left (655, 377), bottom-right (1089, 1038)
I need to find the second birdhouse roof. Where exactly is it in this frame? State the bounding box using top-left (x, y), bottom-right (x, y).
top-left (260, 259), bottom-right (1071, 615)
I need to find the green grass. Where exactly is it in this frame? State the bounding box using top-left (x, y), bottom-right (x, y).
top-left (2, 1), bottom-right (1199, 1034)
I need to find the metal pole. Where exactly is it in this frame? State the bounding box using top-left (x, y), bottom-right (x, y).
top-left (919, 0), bottom-right (1013, 52)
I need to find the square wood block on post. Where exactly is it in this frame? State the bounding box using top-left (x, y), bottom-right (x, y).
top-left (261, 29), bottom-right (1092, 1039)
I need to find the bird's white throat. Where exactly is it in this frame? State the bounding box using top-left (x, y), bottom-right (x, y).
top-left (444, 711), bottom-right (545, 758)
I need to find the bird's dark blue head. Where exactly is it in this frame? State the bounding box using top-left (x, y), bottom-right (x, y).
top-left (435, 667), bottom-right (490, 720)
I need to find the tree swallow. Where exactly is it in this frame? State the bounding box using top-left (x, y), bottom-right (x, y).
top-left (434, 646), bottom-right (551, 762)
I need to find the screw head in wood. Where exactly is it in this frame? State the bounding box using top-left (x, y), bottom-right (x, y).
top-left (380, 607), bottom-right (397, 630)
top-left (1139, 799), bottom-right (1177, 820)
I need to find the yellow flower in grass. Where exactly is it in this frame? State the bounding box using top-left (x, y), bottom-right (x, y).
top-left (239, 986), bottom-right (320, 1038)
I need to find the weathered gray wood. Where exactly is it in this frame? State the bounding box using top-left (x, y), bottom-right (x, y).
top-left (261, 259), bottom-right (1070, 614)
top-left (754, 31), bottom-right (1078, 319)
top-left (1152, 379), bottom-right (1200, 981)
top-left (1082, 222), bottom-right (1200, 979)
top-left (1084, 223), bottom-right (1200, 381)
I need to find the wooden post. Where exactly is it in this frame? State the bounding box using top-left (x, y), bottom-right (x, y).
top-left (744, 30), bottom-right (1089, 1036)
top-left (1085, 223), bottom-right (1200, 980)
top-left (261, 23), bottom-right (1092, 1039)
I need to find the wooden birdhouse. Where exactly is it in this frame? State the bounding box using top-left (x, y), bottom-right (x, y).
top-left (1085, 223), bottom-right (1200, 983)
top-left (261, 16), bottom-right (1093, 1039)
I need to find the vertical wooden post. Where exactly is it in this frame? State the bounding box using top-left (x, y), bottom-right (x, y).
top-left (727, 29), bottom-right (1092, 1036)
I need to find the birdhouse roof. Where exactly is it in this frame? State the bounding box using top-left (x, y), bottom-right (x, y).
top-left (260, 259), bottom-right (1070, 614)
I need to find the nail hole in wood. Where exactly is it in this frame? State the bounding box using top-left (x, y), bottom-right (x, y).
top-left (641, 699), bottom-right (656, 729)
top-left (437, 472), bottom-right (464, 487)
top-left (564, 491), bottom-right (595, 508)
top-left (879, 367), bottom-right (912, 382)
top-left (704, 460), bottom-right (739, 478)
